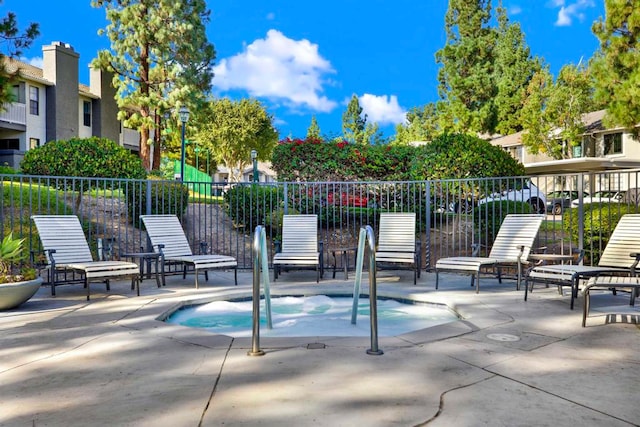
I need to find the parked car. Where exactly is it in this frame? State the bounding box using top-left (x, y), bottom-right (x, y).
top-left (546, 190), bottom-right (587, 215)
top-left (570, 190), bottom-right (626, 208)
top-left (476, 180), bottom-right (547, 214)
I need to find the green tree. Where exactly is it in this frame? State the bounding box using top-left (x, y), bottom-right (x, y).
top-left (306, 115), bottom-right (321, 139)
top-left (493, 5), bottom-right (541, 135)
top-left (92, 0), bottom-right (215, 170)
top-left (393, 103), bottom-right (442, 144)
top-left (341, 94), bottom-right (385, 145)
top-left (521, 63), bottom-right (595, 159)
top-left (0, 3), bottom-right (39, 108)
top-left (195, 98), bottom-right (278, 183)
top-left (591, 1), bottom-right (640, 135)
top-left (342, 94), bottom-right (367, 144)
top-left (435, 0), bottom-right (496, 134)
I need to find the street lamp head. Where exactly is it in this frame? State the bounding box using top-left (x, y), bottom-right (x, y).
top-left (251, 149), bottom-right (257, 160)
top-left (179, 106), bottom-right (190, 124)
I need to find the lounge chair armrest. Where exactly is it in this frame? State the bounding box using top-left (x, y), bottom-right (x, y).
top-left (471, 243), bottom-right (484, 257)
top-left (516, 245), bottom-right (526, 263)
top-left (630, 253), bottom-right (640, 276)
top-left (30, 249), bottom-right (49, 269)
top-left (574, 248), bottom-right (585, 264)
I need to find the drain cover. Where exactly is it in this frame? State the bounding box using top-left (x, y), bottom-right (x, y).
top-left (307, 343), bottom-right (326, 349)
top-left (486, 333), bottom-right (520, 342)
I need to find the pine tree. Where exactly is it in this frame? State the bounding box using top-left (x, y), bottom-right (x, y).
top-left (342, 94), bottom-right (367, 144)
top-left (306, 115), bottom-right (321, 139)
top-left (591, 0), bottom-right (640, 135)
top-left (492, 5), bottom-right (541, 135)
top-left (435, 0), bottom-right (496, 134)
top-left (92, 0), bottom-right (215, 170)
top-left (0, 4), bottom-right (39, 108)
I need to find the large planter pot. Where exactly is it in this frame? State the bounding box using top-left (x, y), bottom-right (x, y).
top-left (0, 277), bottom-right (44, 310)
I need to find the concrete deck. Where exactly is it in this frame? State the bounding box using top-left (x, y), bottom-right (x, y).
top-left (1, 269), bottom-right (638, 426)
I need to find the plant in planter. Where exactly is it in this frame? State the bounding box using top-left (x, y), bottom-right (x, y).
top-left (0, 233), bottom-right (43, 310)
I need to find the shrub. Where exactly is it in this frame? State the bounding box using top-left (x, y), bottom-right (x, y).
top-left (127, 176), bottom-right (190, 228)
top-left (225, 185), bottom-right (283, 233)
top-left (20, 137), bottom-right (146, 181)
top-left (562, 204), bottom-right (640, 264)
top-left (20, 137), bottom-right (147, 213)
top-left (408, 133), bottom-right (525, 181)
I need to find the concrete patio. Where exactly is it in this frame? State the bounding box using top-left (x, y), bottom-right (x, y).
top-left (1, 269), bottom-right (638, 426)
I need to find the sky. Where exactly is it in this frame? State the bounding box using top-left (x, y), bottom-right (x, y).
top-left (4, 0), bottom-right (605, 140)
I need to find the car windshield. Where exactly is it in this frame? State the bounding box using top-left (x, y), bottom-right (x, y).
top-left (592, 191), bottom-right (617, 198)
top-left (548, 191), bottom-right (569, 198)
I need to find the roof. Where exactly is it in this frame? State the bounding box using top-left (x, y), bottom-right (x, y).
top-left (3, 57), bottom-right (52, 86)
top-left (2, 56), bottom-right (97, 97)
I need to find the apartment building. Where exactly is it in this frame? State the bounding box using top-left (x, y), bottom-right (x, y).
top-left (492, 110), bottom-right (640, 193)
top-left (0, 42), bottom-right (140, 169)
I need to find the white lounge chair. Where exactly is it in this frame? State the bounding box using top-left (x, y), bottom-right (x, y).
top-left (581, 275), bottom-right (640, 327)
top-left (435, 214), bottom-right (544, 293)
top-left (31, 215), bottom-right (140, 300)
top-left (273, 214), bottom-right (323, 282)
top-left (375, 212), bottom-right (420, 285)
top-left (140, 215), bottom-right (237, 288)
top-left (526, 214), bottom-right (640, 309)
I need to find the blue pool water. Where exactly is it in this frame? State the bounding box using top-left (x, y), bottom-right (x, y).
top-left (166, 295), bottom-right (458, 337)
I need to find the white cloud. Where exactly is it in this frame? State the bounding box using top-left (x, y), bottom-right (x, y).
top-left (212, 29), bottom-right (337, 112)
top-left (553, 0), bottom-right (594, 26)
top-left (358, 94), bottom-right (406, 126)
top-left (21, 56), bottom-right (43, 68)
top-left (509, 5), bottom-right (523, 15)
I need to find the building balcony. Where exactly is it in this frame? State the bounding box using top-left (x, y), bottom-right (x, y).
top-left (0, 102), bottom-right (27, 127)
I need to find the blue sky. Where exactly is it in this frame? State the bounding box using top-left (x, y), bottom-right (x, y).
top-left (5, 0), bottom-right (604, 140)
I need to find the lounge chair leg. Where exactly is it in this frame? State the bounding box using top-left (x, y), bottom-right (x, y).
top-left (195, 272), bottom-right (199, 289)
top-left (86, 279), bottom-right (90, 301)
top-left (475, 273), bottom-right (480, 293)
top-left (582, 288), bottom-right (590, 327)
top-left (204, 271), bottom-right (209, 282)
top-left (234, 267), bottom-right (238, 286)
top-left (435, 271), bottom-right (439, 290)
top-left (470, 275), bottom-right (475, 287)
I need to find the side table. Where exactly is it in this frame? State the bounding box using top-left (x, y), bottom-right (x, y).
top-left (122, 252), bottom-right (161, 295)
top-left (526, 253), bottom-right (575, 299)
top-left (331, 247), bottom-right (358, 280)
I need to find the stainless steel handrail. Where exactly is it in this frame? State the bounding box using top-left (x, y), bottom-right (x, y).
top-left (351, 225), bottom-right (383, 356)
top-left (248, 225), bottom-right (272, 356)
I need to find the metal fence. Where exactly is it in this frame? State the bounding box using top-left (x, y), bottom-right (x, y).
top-left (2, 170), bottom-right (639, 274)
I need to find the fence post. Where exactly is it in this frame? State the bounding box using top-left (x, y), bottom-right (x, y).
top-left (424, 180), bottom-right (431, 271)
top-left (283, 182), bottom-right (288, 215)
top-left (577, 173), bottom-right (584, 263)
top-left (145, 179), bottom-right (152, 216)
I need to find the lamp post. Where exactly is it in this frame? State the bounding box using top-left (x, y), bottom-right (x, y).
top-left (251, 149), bottom-right (258, 183)
top-left (179, 106), bottom-right (190, 181)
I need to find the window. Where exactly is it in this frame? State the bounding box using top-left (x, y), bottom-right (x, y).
top-left (29, 138), bottom-right (40, 150)
top-left (29, 86), bottom-right (39, 115)
top-left (603, 132), bottom-right (622, 155)
top-left (83, 101), bottom-right (91, 127)
top-left (0, 139), bottom-right (19, 150)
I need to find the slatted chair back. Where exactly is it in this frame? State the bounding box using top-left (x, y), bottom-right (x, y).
top-left (141, 215), bottom-right (194, 258)
top-left (377, 212), bottom-right (416, 254)
top-left (597, 214), bottom-right (640, 268)
top-left (487, 214), bottom-right (545, 261)
top-left (32, 215), bottom-right (95, 265)
top-left (281, 215), bottom-right (318, 254)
